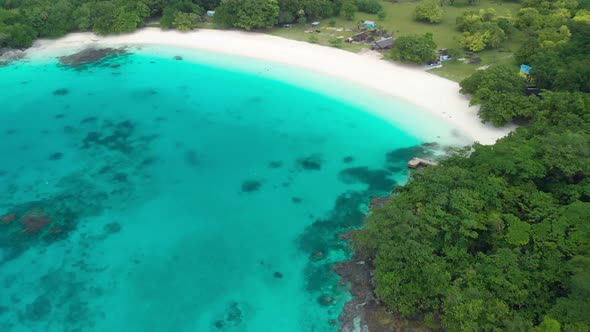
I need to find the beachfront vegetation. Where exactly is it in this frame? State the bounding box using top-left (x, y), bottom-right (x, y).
top-left (354, 0), bottom-right (590, 330)
top-left (390, 33), bottom-right (437, 64)
top-left (214, 0), bottom-right (279, 30)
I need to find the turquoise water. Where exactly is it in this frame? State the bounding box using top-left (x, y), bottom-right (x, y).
top-left (0, 48), bottom-right (432, 331)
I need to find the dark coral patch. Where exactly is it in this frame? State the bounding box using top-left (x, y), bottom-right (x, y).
top-left (268, 161), bottom-right (283, 169)
top-left (292, 197), bottom-right (302, 204)
top-left (342, 156), bottom-right (354, 164)
top-left (296, 154), bottom-right (323, 171)
top-left (48, 152), bottom-right (63, 161)
top-left (53, 88), bottom-right (69, 96)
top-left (241, 180), bottom-right (261, 193)
top-left (80, 116), bottom-right (98, 124)
top-left (338, 167), bottom-right (396, 192)
top-left (112, 173), bottom-right (128, 183)
top-left (103, 222), bottom-right (121, 235)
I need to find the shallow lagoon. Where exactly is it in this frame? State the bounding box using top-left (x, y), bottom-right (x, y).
top-left (0, 48), bottom-right (444, 331)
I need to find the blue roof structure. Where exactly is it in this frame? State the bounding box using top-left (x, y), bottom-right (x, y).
top-left (520, 64), bottom-right (532, 75)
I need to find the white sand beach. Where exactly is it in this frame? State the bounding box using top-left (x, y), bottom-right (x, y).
top-left (25, 28), bottom-right (514, 145)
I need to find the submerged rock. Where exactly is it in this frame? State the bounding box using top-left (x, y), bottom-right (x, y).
top-left (48, 152), bottom-right (63, 161)
top-left (52, 88), bottom-right (69, 96)
top-left (317, 294), bottom-right (335, 306)
top-left (296, 154), bottom-right (323, 171)
top-left (268, 161), bottom-right (283, 169)
top-left (273, 272), bottom-right (283, 279)
top-left (59, 47), bottom-right (127, 67)
top-left (241, 180), bottom-right (261, 193)
top-left (24, 295), bottom-right (51, 321)
top-left (342, 156), bottom-right (354, 164)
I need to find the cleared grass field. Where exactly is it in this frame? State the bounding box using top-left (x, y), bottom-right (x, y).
top-left (268, 0), bottom-right (524, 82)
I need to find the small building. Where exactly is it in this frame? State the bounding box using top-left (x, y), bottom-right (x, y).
top-left (311, 22), bottom-right (320, 27)
top-left (206, 10), bottom-right (215, 17)
top-left (520, 64), bottom-right (532, 77)
top-left (373, 36), bottom-right (394, 50)
top-left (363, 21), bottom-right (377, 29)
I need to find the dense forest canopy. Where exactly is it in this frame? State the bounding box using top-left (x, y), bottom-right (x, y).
top-left (0, 0), bottom-right (347, 47)
top-left (354, 0), bottom-right (590, 331)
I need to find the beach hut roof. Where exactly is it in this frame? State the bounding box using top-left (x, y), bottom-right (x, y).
top-left (364, 20), bottom-right (376, 24)
top-left (311, 21), bottom-right (320, 26)
top-left (520, 64), bottom-right (532, 75)
top-left (374, 37), bottom-right (394, 49)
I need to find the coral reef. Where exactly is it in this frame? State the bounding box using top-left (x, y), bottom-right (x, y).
top-left (296, 154), bottom-right (323, 171)
top-left (58, 47), bottom-right (128, 68)
top-left (0, 213), bottom-right (16, 224)
top-left (20, 209), bottom-right (51, 233)
top-left (241, 180), bottom-right (261, 193)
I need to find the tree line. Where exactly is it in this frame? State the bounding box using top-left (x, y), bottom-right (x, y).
top-left (354, 0), bottom-right (590, 330)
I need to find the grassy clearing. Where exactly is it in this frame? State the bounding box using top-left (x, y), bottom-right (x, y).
top-left (266, 0), bottom-right (525, 82)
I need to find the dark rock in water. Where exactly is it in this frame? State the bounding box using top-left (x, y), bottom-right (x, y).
top-left (273, 272), bottom-right (283, 279)
top-left (292, 197), bottom-right (302, 204)
top-left (141, 157), bottom-right (157, 166)
top-left (329, 319), bottom-right (337, 326)
top-left (342, 156), bottom-right (354, 164)
top-left (111, 63), bottom-right (120, 68)
top-left (224, 302), bottom-right (242, 325)
top-left (5, 129), bottom-right (16, 135)
top-left (80, 116), bottom-right (98, 124)
top-left (25, 295), bottom-right (51, 321)
top-left (421, 142), bottom-right (439, 148)
top-left (386, 144), bottom-right (436, 164)
top-left (53, 88), bottom-right (69, 96)
top-left (174, 55), bottom-right (183, 60)
top-left (311, 251), bottom-right (325, 261)
top-left (103, 222), bottom-right (121, 234)
top-left (54, 114), bottom-right (65, 119)
top-left (317, 294), bottom-right (335, 306)
top-left (184, 150), bottom-right (200, 168)
top-left (296, 154), bottom-right (323, 171)
top-left (214, 320), bottom-right (224, 329)
top-left (59, 47), bottom-right (126, 67)
top-left (268, 161), bottom-right (283, 169)
top-left (112, 173), bottom-right (128, 183)
top-left (241, 180), bottom-right (261, 193)
top-left (0, 305), bottom-right (7, 316)
top-left (48, 152), bottom-right (63, 161)
top-left (63, 125), bottom-right (75, 134)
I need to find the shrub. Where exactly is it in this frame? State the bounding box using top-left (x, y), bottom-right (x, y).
top-left (391, 33), bottom-right (437, 64)
top-left (413, 0), bottom-right (444, 24)
top-left (356, 0), bottom-right (382, 14)
top-left (329, 37), bottom-right (343, 47)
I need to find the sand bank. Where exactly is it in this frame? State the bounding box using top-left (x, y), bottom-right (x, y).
top-left (25, 28), bottom-right (514, 144)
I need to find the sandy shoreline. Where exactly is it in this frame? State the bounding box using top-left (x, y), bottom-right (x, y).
top-left (22, 27), bottom-right (513, 144)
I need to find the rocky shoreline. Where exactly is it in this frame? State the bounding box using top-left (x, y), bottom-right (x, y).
top-left (0, 48), bottom-right (25, 66)
top-left (335, 200), bottom-right (432, 332)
